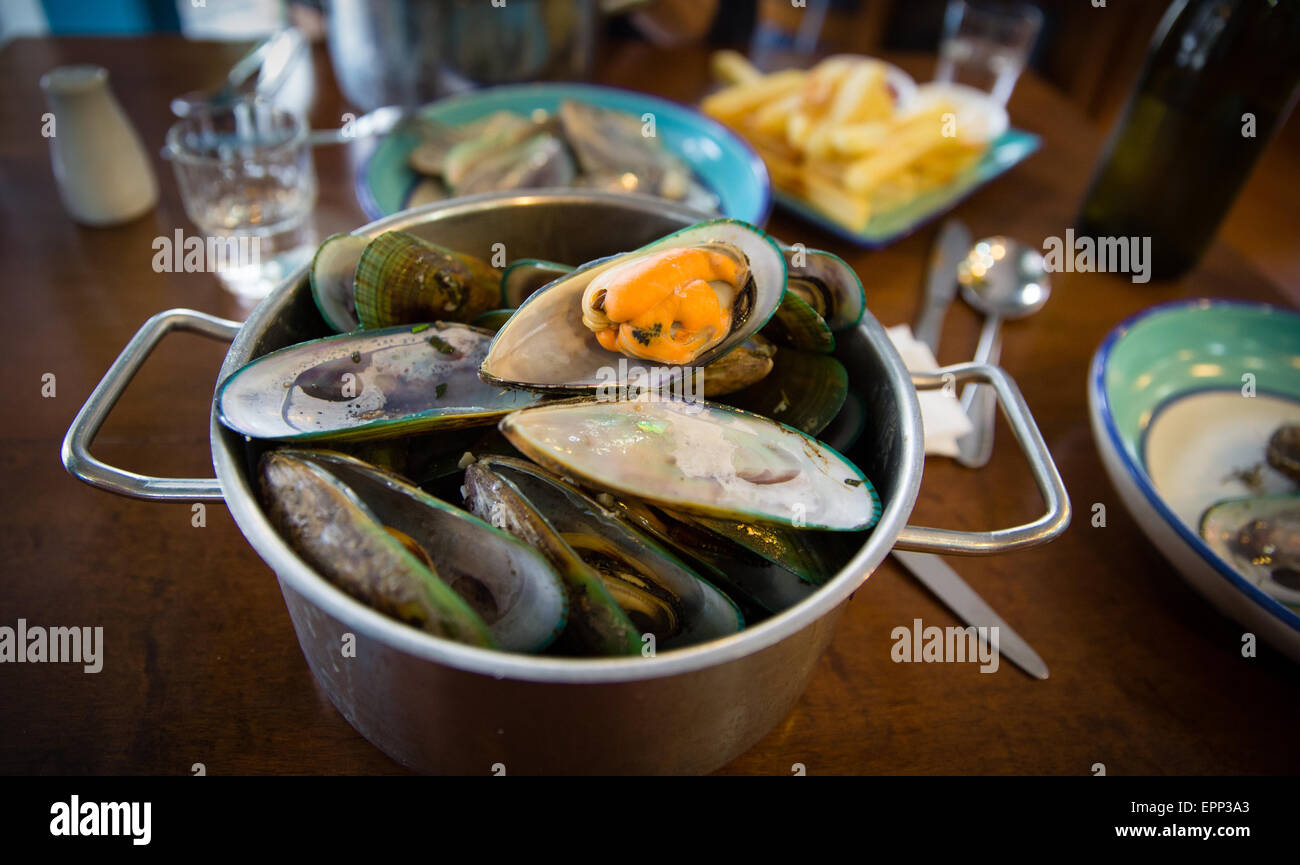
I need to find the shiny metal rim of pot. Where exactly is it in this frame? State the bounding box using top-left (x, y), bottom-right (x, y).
top-left (62, 190), bottom-right (1070, 686)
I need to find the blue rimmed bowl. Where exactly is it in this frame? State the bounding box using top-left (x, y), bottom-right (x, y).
top-left (1089, 299), bottom-right (1300, 661)
top-left (357, 82), bottom-right (772, 225)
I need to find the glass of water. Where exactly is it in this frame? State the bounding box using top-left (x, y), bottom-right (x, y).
top-left (165, 98), bottom-right (317, 301)
top-left (936, 1), bottom-right (1043, 105)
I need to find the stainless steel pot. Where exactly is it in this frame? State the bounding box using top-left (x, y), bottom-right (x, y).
top-left (63, 191), bottom-right (1069, 774)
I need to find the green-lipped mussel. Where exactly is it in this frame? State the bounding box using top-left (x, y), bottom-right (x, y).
top-left (461, 458), bottom-right (642, 655)
top-left (218, 322), bottom-right (544, 442)
top-left (722, 348), bottom-right (848, 437)
top-left (479, 219), bottom-right (787, 392)
top-left (310, 233), bottom-right (369, 333)
top-left (499, 394), bottom-right (881, 531)
top-left (781, 245), bottom-right (865, 331)
top-left (500, 258), bottom-right (574, 308)
top-left (464, 456), bottom-right (743, 650)
top-left (1201, 493), bottom-right (1300, 608)
top-left (259, 450), bottom-right (570, 650)
top-left (354, 230), bottom-right (502, 330)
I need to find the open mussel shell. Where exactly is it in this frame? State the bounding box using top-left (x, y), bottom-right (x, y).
top-left (559, 100), bottom-right (693, 200)
top-left (442, 113), bottom-right (549, 191)
top-left (500, 395), bottom-right (882, 531)
top-left (406, 113), bottom-right (497, 177)
top-left (819, 387), bottom-right (868, 455)
top-left (259, 451), bottom-right (497, 648)
top-left (218, 322), bottom-right (545, 442)
top-left (696, 334), bottom-right (776, 398)
top-left (764, 292), bottom-right (835, 354)
top-left (462, 459), bottom-right (643, 656)
top-left (479, 219), bottom-right (787, 393)
top-left (473, 456), bottom-right (743, 649)
top-left (678, 512), bottom-right (837, 587)
top-left (310, 233), bottom-right (369, 333)
top-left (782, 246), bottom-right (864, 331)
top-left (500, 258), bottom-right (573, 307)
top-left (603, 497), bottom-right (818, 616)
top-left (406, 177), bottom-right (447, 209)
top-left (1267, 425), bottom-right (1300, 484)
top-left (470, 308), bottom-right (517, 333)
top-left (1201, 494), bottom-right (1300, 607)
top-left (452, 132), bottom-right (576, 196)
top-left (724, 348), bottom-right (848, 437)
top-left (281, 450), bottom-right (568, 651)
top-left (326, 426), bottom-right (498, 487)
top-left (353, 230), bottom-right (502, 330)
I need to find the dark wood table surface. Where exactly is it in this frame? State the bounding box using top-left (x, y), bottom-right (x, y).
top-left (2, 36), bottom-right (1297, 776)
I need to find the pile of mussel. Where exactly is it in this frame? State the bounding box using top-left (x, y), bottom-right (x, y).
top-left (401, 100), bottom-right (719, 213)
top-left (219, 219), bottom-right (881, 656)
top-left (1200, 424), bottom-right (1300, 607)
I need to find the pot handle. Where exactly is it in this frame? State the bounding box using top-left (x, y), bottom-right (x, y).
top-left (61, 308), bottom-right (241, 502)
top-left (892, 362), bottom-right (1070, 555)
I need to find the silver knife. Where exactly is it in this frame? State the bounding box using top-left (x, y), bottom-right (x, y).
top-left (893, 551), bottom-right (1049, 680)
top-left (913, 219), bottom-right (971, 354)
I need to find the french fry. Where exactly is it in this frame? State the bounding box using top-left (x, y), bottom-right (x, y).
top-left (711, 49), bottom-right (763, 86)
top-left (912, 147), bottom-right (980, 184)
top-left (801, 56), bottom-right (854, 111)
top-left (785, 110), bottom-right (814, 151)
top-left (829, 121), bottom-right (892, 156)
top-left (843, 110), bottom-right (953, 195)
top-left (705, 50), bottom-right (996, 235)
top-left (827, 60), bottom-right (889, 126)
top-left (753, 93), bottom-right (801, 136)
top-left (803, 123), bottom-right (839, 162)
top-left (801, 167), bottom-right (871, 231)
top-left (701, 69), bottom-right (806, 120)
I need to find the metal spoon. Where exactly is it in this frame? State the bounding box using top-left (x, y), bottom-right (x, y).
top-left (170, 29), bottom-right (304, 118)
top-left (306, 104), bottom-right (414, 147)
top-left (955, 237), bottom-right (1050, 468)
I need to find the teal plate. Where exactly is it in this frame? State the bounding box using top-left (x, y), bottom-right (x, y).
top-left (775, 129), bottom-right (1040, 247)
top-left (357, 82), bottom-right (771, 225)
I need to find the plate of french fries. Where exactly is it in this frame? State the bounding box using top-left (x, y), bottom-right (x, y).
top-left (702, 51), bottom-right (1040, 245)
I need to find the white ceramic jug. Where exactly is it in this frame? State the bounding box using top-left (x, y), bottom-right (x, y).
top-left (40, 65), bottom-right (158, 227)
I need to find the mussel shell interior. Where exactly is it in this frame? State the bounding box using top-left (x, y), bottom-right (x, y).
top-left (500, 258), bottom-right (574, 308)
top-left (500, 396), bottom-right (881, 531)
top-left (1201, 493), bottom-right (1300, 607)
top-left (480, 456), bottom-right (744, 648)
top-left (309, 233), bottom-right (368, 333)
top-left (604, 498), bottom-right (817, 618)
top-left (782, 246), bottom-right (864, 331)
top-left (480, 219), bottom-right (787, 392)
top-left (258, 452), bottom-right (496, 647)
top-left (285, 450), bottom-right (569, 652)
top-left (462, 459), bottom-right (644, 656)
top-left (219, 322), bottom-right (544, 442)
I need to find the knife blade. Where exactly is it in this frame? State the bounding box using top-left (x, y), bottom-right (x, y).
top-left (892, 551), bottom-right (1049, 680)
top-left (913, 219), bottom-right (971, 355)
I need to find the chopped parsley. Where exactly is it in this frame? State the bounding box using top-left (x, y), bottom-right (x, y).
top-left (426, 335), bottom-right (456, 354)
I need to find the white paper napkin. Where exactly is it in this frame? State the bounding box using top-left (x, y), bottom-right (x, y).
top-left (885, 324), bottom-right (974, 457)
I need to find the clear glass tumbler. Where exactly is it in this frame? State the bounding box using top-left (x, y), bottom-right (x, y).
top-left (935, 1), bottom-right (1043, 106)
top-left (165, 98), bottom-right (317, 301)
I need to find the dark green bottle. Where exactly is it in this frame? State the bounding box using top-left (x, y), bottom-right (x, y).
top-left (1076, 0), bottom-right (1300, 280)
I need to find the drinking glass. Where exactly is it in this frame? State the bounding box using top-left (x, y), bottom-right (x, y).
top-left (165, 98), bottom-right (317, 301)
top-left (936, 1), bottom-right (1043, 105)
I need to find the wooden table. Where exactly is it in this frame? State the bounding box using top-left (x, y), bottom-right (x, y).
top-left (2, 37), bottom-right (1296, 776)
